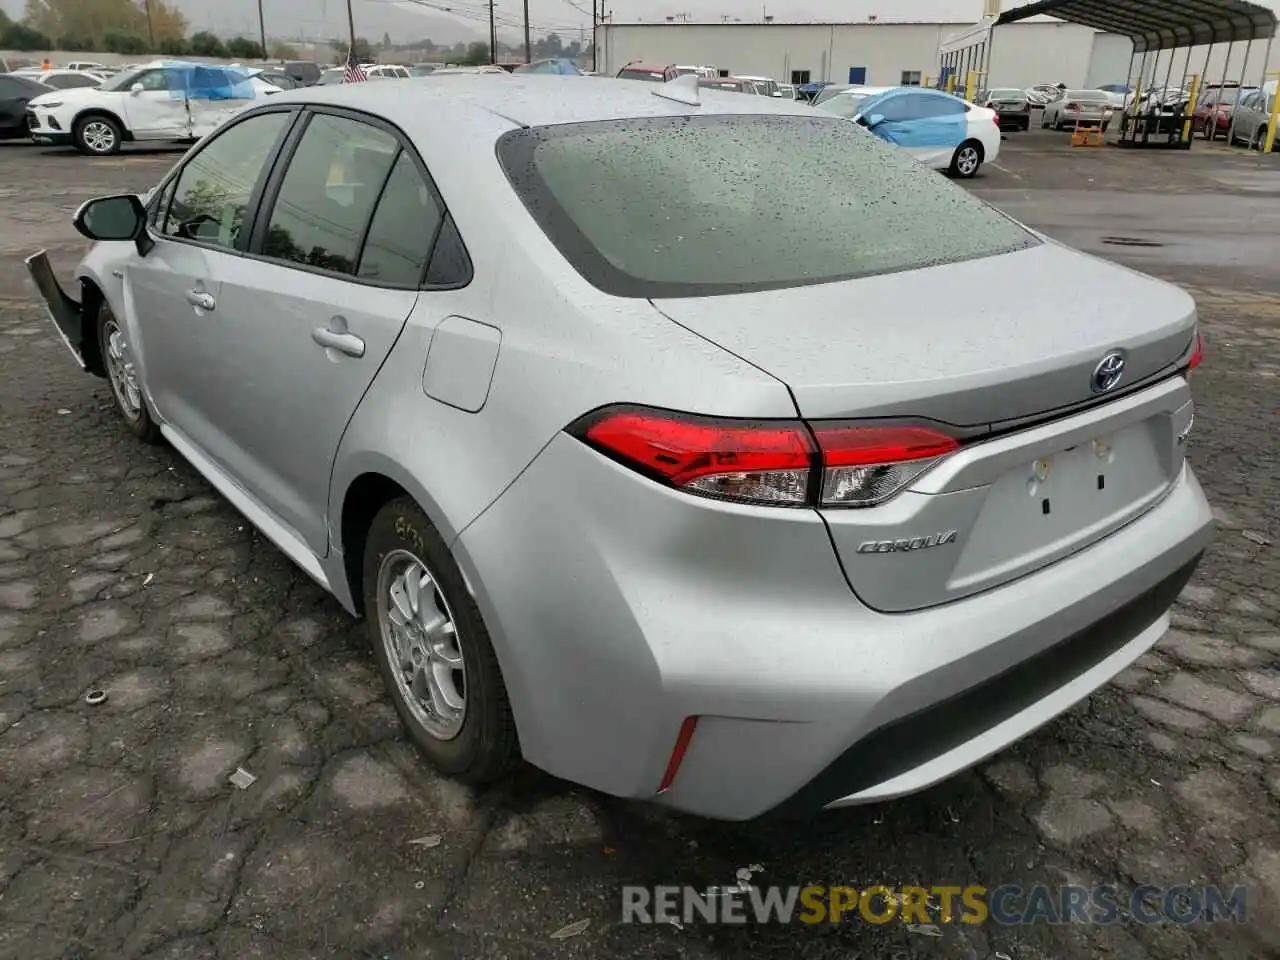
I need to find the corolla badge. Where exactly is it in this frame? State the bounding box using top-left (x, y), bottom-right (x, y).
top-left (1092, 352), bottom-right (1126, 394)
top-left (857, 530), bottom-right (959, 554)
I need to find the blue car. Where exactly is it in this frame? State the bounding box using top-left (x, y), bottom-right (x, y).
top-left (817, 86), bottom-right (1002, 178)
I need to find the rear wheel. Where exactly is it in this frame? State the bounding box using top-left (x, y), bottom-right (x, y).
top-left (96, 302), bottom-right (160, 443)
top-left (949, 140), bottom-right (983, 178)
top-left (1256, 127), bottom-right (1272, 152)
top-left (73, 114), bottom-right (122, 155)
top-left (362, 497), bottom-right (519, 784)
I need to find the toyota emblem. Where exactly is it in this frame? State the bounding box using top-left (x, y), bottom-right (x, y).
top-left (1091, 352), bottom-right (1126, 394)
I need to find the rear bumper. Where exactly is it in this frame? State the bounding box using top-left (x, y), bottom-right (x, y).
top-left (456, 428), bottom-right (1214, 821)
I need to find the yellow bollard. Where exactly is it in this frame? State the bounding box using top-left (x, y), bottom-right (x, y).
top-left (1265, 71), bottom-right (1280, 154)
top-left (1182, 73), bottom-right (1201, 143)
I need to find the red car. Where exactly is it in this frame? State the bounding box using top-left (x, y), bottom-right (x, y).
top-left (616, 61), bottom-right (679, 83)
top-left (1193, 85), bottom-right (1257, 139)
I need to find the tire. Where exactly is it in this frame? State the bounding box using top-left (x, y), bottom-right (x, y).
top-left (949, 140), bottom-right (983, 178)
top-left (362, 497), bottom-right (519, 784)
top-left (96, 301), bottom-right (161, 443)
top-left (1021, 119), bottom-right (1030, 131)
top-left (1041, 115), bottom-right (1050, 129)
top-left (1056, 120), bottom-right (1066, 131)
top-left (1102, 122), bottom-right (1110, 133)
top-left (73, 114), bottom-right (123, 155)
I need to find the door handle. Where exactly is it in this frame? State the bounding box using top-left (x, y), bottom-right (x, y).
top-left (184, 289), bottom-right (216, 311)
top-left (311, 327), bottom-right (365, 358)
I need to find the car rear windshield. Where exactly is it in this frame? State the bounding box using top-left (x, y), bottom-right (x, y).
top-left (618, 69), bottom-right (665, 82)
top-left (1069, 91), bottom-right (1108, 102)
top-left (816, 93), bottom-right (869, 118)
top-left (496, 115), bottom-right (1038, 298)
top-left (989, 89), bottom-right (1023, 98)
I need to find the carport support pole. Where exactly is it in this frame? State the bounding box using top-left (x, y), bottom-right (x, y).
top-left (1225, 40), bottom-right (1253, 144)
top-left (1177, 46), bottom-right (1194, 143)
top-left (1213, 44), bottom-right (1236, 140)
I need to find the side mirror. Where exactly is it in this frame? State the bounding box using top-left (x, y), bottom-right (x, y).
top-left (72, 194), bottom-right (153, 255)
top-left (130, 82), bottom-right (144, 95)
top-left (865, 113), bottom-right (886, 128)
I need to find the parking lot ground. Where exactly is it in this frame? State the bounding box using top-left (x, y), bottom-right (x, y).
top-left (1, 135), bottom-right (1279, 960)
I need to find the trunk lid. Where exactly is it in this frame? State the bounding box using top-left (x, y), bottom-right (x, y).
top-left (651, 241), bottom-right (1198, 611)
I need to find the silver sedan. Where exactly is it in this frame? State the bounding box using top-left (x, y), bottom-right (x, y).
top-left (1041, 89), bottom-right (1114, 130)
top-left (28, 74), bottom-right (1213, 821)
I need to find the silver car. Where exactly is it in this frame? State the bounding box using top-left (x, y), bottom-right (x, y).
top-left (1041, 89), bottom-right (1114, 130)
top-left (1230, 87), bottom-right (1275, 150)
top-left (28, 75), bottom-right (1213, 821)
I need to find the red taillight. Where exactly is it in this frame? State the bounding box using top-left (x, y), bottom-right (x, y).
top-left (812, 424), bottom-right (960, 507)
top-left (656, 716), bottom-right (698, 794)
top-left (992, 114), bottom-right (1001, 127)
top-left (1189, 331), bottom-right (1204, 370)
top-left (578, 406), bottom-right (815, 506)
top-left (572, 406), bottom-right (960, 509)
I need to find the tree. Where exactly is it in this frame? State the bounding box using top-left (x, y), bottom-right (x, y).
top-left (329, 36), bottom-right (373, 61)
top-left (103, 30), bottom-right (147, 53)
top-left (533, 32), bottom-right (563, 59)
top-left (461, 40), bottom-right (489, 66)
top-left (382, 31), bottom-right (391, 49)
top-left (2, 22), bottom-right (50, 50)
top-left (188, 30), bottom-right (226, 57)
top-left (270, 41), bottom-right (298, 59)
top-left (226, 36), bottom-right (265, 59)
top-left (157, 35), bottom-right (188, 55)
top-left (148, 0), bottom-right (188, 42)
top-left (22, 0), bottom-right (184, 48)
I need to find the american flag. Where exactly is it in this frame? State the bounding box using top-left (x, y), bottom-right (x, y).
top-left (343, 48), bottom-right (368, 83)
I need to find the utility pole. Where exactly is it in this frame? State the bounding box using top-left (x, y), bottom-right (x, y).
top-left (489, 0), bottom-right (498, 64)
top-left (144, 0), bottom-right (154, 48)
top-left (523, 0), bottom-right (531, 62)
top-left (258, 0), bottom-right (268, 59)
top-left (346, 0), bottom-right (357, 56)
top-left (591, 0), bottom-right (597, 71)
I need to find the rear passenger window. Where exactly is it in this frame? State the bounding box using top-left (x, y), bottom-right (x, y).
top-left (424, 215), bottom-right (472, 287)
top-left (261, 114), bottom-right (398, 275)
top-left (357, 152), bottom-right (443, 286)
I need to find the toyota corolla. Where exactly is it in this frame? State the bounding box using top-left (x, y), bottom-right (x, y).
top-left (27, 74), bottom-right (1213, 821)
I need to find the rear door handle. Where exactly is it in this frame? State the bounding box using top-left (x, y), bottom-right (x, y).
top-left (311, 327), bottom-right (366, 358)
top-left (184, 289), bottom-right (216, 311)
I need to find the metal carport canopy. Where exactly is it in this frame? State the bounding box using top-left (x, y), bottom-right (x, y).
top-left (995, 0), bottom-right (1277, 53)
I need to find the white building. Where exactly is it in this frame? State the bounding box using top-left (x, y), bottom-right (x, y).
top-left (598, 21), bottom-right (973, 88)
top-left (596, 13), bottom-right (1280, 91)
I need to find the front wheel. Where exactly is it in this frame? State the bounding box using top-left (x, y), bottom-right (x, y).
top-left (97, 302), bottom-right (161, 443)
top-left (949, 140), bottom-right (983, 178)
top-left (362, 498), bottom-right (520, 784)
top-left (73, 114), bottom-right (122, 155)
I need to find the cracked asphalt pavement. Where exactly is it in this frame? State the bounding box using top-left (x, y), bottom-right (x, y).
top-left (1, 132), bottom-right (1279, 960)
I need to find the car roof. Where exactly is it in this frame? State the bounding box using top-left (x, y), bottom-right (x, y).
top-left (268, 74), bottom-right (819, 130)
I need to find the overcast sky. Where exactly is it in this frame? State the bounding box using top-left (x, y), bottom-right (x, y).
top-left (5, 0), bottom-right (1280, 47)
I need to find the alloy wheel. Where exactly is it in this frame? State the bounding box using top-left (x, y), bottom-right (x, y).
top-left (82, 120), bottom-right (116, 154)
top-left (103, 319), bottom-right (142, 421)
top-left (376, 548), bottom-right (467, 740)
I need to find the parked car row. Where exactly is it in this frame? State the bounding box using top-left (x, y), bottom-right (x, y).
top-left (615, 62), bottom-right (788, 97)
